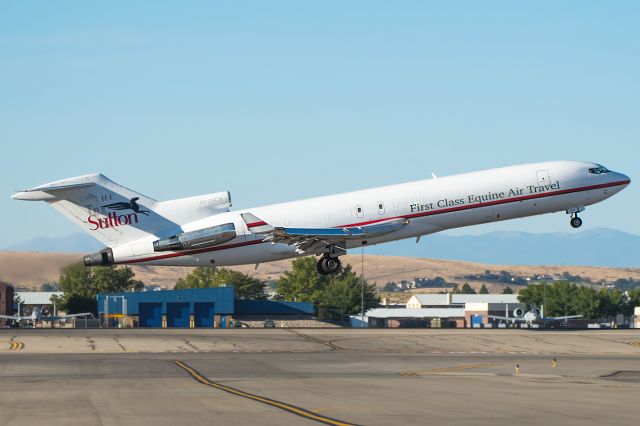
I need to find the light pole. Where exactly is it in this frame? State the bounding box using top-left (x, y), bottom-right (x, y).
top-left (361, 247), bottom-right (365, 328)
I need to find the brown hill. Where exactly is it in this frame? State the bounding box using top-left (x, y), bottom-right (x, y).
top-left (1, 251), bottom-right (638, 292)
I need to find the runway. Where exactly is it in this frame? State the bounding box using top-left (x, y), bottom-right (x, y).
top-left (1, 329), bottom-right (639, 425)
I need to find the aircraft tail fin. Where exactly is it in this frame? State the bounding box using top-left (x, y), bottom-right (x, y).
top-left (12, 174), bottom-right (165, 246)
top-left (12, 174), bottom-right (232, 247)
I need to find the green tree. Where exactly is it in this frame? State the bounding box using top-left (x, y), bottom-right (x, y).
top-left (519, 281), bottom-right (576, 316)
top-left (317, 264), bottom-right (379, 320)
top-left (381, 282), bottom-right (397, 292)
top-left (518, 282), bottom-right (546, 307)
top-left (502, 286), bottom-right (514, 294)
top-left (175, 266), bottom-right (266, 300)
top-left (625, 288), bottom-right (640, 316)
top-left (275, 257), bottom-right (328, 303)
top-left (547, 281), bottom-right (575, 317)
top-left (275, 257), bottom-right (379, 319)
top-left (459, 283), bottom-right (476, 294)
top-left (598, 288), bottom-right (624, 319)
top-left (52, 263), bottom-right (144, 314)
top-left (570, 286), bottom-right (600, 319)
top-left (479, 284), bottom-right (489, 294)
top-left (519, 281), bottom-right (619, 319)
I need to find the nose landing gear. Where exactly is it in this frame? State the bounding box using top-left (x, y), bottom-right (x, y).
top-left (317, 255), bottom-right (342, 275)
top-left (569, 213), bottom-right (582, 228)
top-left (566, 206), bottom-right (585, 229)
top-left (570, 214), bottom-right (582, 228)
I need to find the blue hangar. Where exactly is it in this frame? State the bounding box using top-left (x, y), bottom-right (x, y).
top-left (97, 287), bottom-right (314, 328)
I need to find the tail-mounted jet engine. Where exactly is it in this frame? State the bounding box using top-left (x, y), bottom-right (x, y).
top-left (84, 248), bottom-right (115, 266)
top-left (153, 223), bottom-right (236, 252)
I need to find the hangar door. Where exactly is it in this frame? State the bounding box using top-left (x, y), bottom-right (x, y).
top-left (167, 302), bottom-right (190, 328)
top-left (139, 303), bottom-right (162, 328)
top-left (194, 302), bottom-right (215, 328)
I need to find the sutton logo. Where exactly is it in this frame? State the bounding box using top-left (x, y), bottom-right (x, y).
top-left (87, 197), bottom-right (150, 231)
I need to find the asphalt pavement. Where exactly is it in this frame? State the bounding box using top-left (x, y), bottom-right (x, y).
top-left (1, 329), bottom-right (639, 425)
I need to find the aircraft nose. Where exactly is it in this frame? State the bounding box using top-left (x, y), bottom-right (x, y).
top-left (617, 172), bottom-right (631, 185)
top-left (612, 171), bottom-right (631, 188)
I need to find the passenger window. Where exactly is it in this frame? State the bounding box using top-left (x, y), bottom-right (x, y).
top-left (355, 205), bottom-right (364, 218)
top-left (377, 202), bottom-right (385, 215)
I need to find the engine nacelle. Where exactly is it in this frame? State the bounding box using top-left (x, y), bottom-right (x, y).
top-left (532, 308), bottom-right (541, 318)
top-left (513, 307), bottom-right (525, 318)
top-left (153, 223), bottom-right (236, 252)
top-left (84, 248), bottom-right (115, 266)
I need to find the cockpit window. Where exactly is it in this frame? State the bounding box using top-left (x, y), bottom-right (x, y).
top-left (588, 165), bottom-right (610, 174)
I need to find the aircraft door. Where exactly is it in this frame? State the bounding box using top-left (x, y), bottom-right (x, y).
top-left (536, 170), bottom-right (551, 186)
top-left (354, 205), bottom-right (364, 218)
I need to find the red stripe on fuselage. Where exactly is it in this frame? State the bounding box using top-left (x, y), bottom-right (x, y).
top-left (338, 179), bottom-right (630, 228)
top-left (118, 239), bottom-right (265, 264)
top-left (116, 179), bottom-right (629, 264)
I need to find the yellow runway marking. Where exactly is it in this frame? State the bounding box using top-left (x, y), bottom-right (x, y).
top-left (284, 329), bottom-right (343, 350)
top-left (7, 341), bottom-right (24, 351)
top-left (174, 360), bottom-right (357, 426)
top-left (628, 341), bottom-right (640, 346)
top-left (399, 362), bottom-right (499, 377)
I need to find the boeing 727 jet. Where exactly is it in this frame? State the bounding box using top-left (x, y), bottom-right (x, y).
top-left (12, 161), bottom-right (630, 274)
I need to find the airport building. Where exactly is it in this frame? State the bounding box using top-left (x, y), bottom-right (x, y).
top-left (365, 293), bottom-right (524, 328)
top-left (406, 293), bottom-right (520, 309)
top-left (97, 287), bottom-right (314, 328)
top-left (15, 291), bottom-right (62, 317)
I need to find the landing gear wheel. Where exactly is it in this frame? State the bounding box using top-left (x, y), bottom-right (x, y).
top-left (570, 216), bottom-right (583, 229)
top-left (317, 256), bottom-right (342, 275)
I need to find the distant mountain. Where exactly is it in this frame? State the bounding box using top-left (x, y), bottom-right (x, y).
top-left (367, 227), bottom-right (640, 268)
top-left (4, 233), bottom-right (104, 253)
top-left (3, 228), bottom-right (639, 267)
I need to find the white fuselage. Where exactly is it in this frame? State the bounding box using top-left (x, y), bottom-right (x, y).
top-left (113, 160), bottom-right (630, 266)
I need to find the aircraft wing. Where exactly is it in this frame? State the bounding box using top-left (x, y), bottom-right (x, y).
top-left (241, 213), bottom-right (408, 253)
top-left (545, 315), bottom-right (582, 321)
top-left (487, 315), bottom-right (519, 322)
top-left (0, 315), bottom-right (29, 321)
top-left (43, 313), bottom-right (94, 321)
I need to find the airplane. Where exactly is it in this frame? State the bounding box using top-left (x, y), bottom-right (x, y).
top-left (11, 161), bottom-right (630, 275)
top-left (488, 306), bottom-right (582, 326)
top-left (0, 307), bottom-right (94, 327)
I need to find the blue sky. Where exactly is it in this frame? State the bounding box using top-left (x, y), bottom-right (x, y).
top-left (1, 1), bottom-right (638, 248)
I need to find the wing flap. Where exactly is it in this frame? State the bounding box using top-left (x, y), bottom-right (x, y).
top-left (241, 213), bottom-right (408, 253)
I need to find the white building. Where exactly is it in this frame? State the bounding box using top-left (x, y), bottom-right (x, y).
top-left (373, 293), bottom-right (526, 328)
top-left (15, 292), bottom-right (62, 316)
top-left (406, 293), bottom-right (519, 309)
top-left (365, 308), bottom-right (466, 328)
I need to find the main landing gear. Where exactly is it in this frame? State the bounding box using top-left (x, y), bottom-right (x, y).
top-left (566, 206), bottom-right (585, 229)
top-left (317, 255), bottom-right (342, 275)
